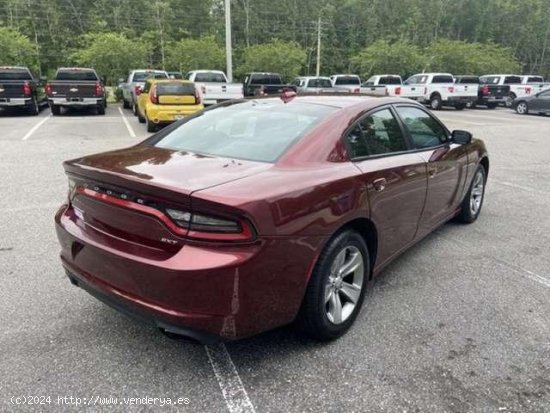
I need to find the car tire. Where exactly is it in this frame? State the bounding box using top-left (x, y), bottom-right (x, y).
top-left (51, 105), bottom-right (61, 116)
top-left (122, 99), bottom-right (130, 109)
top-left (296, 229), bottom-right (369, 341)
top-left (146, 116), bottom-right (157, 133)
top-left (97, 103), bottom-right (106, 115)
top-left (486, 103), bottom-right (498, 109)
top-left (505, 93), bottom-right (516, 108)
top-left (429, 94), bottom-right (442, 110)
top-left (457, 164), bottom-right (486, 224)
top-left (455, 103), bottom-right (466, 110)
top-left (132, 101), bottom-right (138, 117)
top-left (515, 101), bottom-right (528, 115)
top-left (138, 109), bottom-right (145, 123)
top-left (27, 97), bottom-right (39, 116)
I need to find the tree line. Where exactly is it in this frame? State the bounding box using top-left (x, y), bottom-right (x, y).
top-left (1, 0), bottom-right (549, 84)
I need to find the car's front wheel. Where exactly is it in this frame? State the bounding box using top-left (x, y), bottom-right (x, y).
top-left (516, 101), bottom-right (528, 115)
top-left (297, 229), bottom-right (369, 341)
top-left (457, 164), bottom-right (486, 223)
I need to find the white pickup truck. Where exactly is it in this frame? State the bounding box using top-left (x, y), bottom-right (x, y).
top-left (186, 70), bottom-right (243, 105)
top-left (480, 74), bottom-right (539, 106)
top-left (400, 73), bottom-right (473, 110)
top-left (453, 76), bottom-right (480, 108)
top-left (519, 75), bottom-right (549, 95)
top-left (329, 74), bottom-right (362, 93)
top-left (361, 74), bottom-right (403, 96)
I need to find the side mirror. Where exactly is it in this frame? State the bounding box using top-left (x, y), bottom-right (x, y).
top-left (451, 130), bottom-right (472, 145)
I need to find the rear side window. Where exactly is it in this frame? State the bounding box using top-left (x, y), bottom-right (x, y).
top-left (457, 77), bottom-right (479, 84)
top-left (193, 72), bottom-right (226, 82)
top-left (334, 76), bottom-right (360, 85)
top-left (0, 68), bottom-right (32, 80)
top-left (307, 78), bottom-right (332, 88)
top-left (55, 70), bottom-right (98, 81)
top-left (346, 109), bottom-right (407, 158)
top-left (405, 75), bottom-right (428, 84)
top-left (504, 76), bottom-right (521, 84)
top-left (432, 75), bottom-right (454, 83)
top-left (156, 82), bottom-right (196, 96)
top-left (526, 76), bottom-right (543, 83)
top-left (379, 76), bottom-right (401, 85)
top-left (395, 106), bottom-right (448, 148)
top-left (480, 76), bottom-right (500, 84)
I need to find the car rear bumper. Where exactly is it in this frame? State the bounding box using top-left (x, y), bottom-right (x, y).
top-left (49, 98), bottom-right (103, 106)
top-left (147, 104), bottom-right (203, 123)
top-left (55, 204), bottom-right (322, 341)
top-left (0, 97), bottom-right (32, 107)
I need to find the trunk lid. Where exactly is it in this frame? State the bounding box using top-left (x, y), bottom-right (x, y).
top-left (156, 82), bottom-right (197, 105)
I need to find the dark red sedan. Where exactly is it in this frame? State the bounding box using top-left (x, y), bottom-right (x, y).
top-left (55, 96), bottom-right (488, 342)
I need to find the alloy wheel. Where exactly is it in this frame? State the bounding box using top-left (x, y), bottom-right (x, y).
top-left (470, 170), bottom-right (485, 215)
top-left (325, 246), bottom-right (364, 325)
top-left (516, 102), bottom-right (528, 114)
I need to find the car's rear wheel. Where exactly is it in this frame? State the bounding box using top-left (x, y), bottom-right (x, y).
top-left (28, 97), bottom-right (39, 116)
top-left (516, 101), bottom-right (528, 115)
top-left (97, 103), bottom-right (106, 115)
top-left (486, 103), bottom-right (498, 109)
top-left (297, 229), bottom-right (369, 341)
top-left (122, 99), bottom-right (130, 109)
top-left (146, 115), bottom-right (157, 133)
top-left (505, 93), bottom-right (516, 108)
top-left (455, 103), bottom-right (466, 110)
top-left (457, 164), bottom-right (486, 223)
top-left (132, 101), bottom-right (138, 116)
top-left (429, 94), bottom-right (442, 110)
top-left (51, 105), bottom-right (61, 116)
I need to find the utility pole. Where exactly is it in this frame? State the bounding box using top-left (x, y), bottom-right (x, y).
top-left (225, 0), bottom-right (233, 82)
top-left (155, 0), bottom-right (165, 70)
top-left (316, 17), bottom-right (321, 77)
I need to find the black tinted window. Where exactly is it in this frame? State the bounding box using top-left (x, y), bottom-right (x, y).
top-left (432, 75), bottom-right (454, 83)
top-left (0, 68), bottom-right (32, 80)
top-left (153, 101), bottom-right (336, 162)
top-left (334, 76), bottom-right (360, 85)
top-left (249, 75), bottom-right (283, 85)
top-left (480, 76), bottom-right (500, 84)
top-left (55, 70), bottom-right (98, 81)
top-left (307, 78), bottom-right (332, 88)
top-left (156, 82), bottom-right (196, 96)
top-left (379, 76), bottom-right (401, 85)
top-left (456, 77), bottom-right (479, 84)
top-left (194, 72), bottom-right (226, 82)
top-left (526, 76), bottom-right (543, 83)
top-left (346, 109), bottom-right (407, 158)
top-left (504, 76), bottom-right (521, 84)
top-left (396, 106), bottom-right (448, 148)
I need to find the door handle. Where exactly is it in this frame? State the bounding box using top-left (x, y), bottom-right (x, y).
top-left (372, 178), bottom-right (387, 192)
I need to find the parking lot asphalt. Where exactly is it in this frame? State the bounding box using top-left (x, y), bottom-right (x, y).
top-left (0, 104), bottom-right (549, 413)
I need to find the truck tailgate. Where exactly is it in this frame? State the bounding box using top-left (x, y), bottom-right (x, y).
top-left (49, 81), bottom-right (98, 98)
top-left (0, 82), bottom-right (26, 99)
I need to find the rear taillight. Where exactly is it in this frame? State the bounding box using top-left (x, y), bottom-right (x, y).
top-left (384, 87), bottom-right (389, 96)
top-left (45, 83), bottom-right (52, 96)
top-left (95, 83), bottom-right (103, 96)
top-left (201, 85), bottom-right (206, 94)
top-left (134, 85), bottom-right (142, 96)
top-left (448, 86), bottom-right (454, 93)
top-left (353, 88), bottom-right (360, 93)
top-left (194, 89), bottom-right (201, 105)
top-left (166, 208), bottom-right (253, 241)
top-left (424, 87), bottom-right (427, 95)
top-left (526, 87), bottom-right (531, 94)
top-left (481, 85), bottom-right (489, 95)
top-left (23, 82), bottom-right (32, 96)
top-left (395, 86), bottom-right (401, 95)
top-left (150, 85), bottom-right (158, 104)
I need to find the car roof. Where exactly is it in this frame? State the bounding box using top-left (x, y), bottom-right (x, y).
top-left (0, 65), bottom-right (29, 70)
top-left (297, 76), bottom-right (331, 80)
top-left (57, 67), bottom-right (96, 71)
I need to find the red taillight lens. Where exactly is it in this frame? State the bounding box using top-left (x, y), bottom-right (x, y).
top-left (166, 208), bottom-right (253, 241)
top-left (150, 86), bottom-right (158, 104)
top-left (201, 85), bottom-right (206, 94)
top-left (194, 89), bottom-right (202, 105)
top-left (395, 86), bottom-right (401, 95)
top-left (134, 85), bottom-right (142, 96)
top-left (448, 86), bottom-right (454, 93)
top-left (23, 82), bottom-right (32, 96)
top-left (45, 83), bottom-right (52, 96)
top-left (481, 85), bottom-right (489, 95)
top-left (95, 83), bottom-right (103, 96)
top-left (353, 88), bottom-right (360, 93)
top-left (526, 87), bottom-right (531, 94)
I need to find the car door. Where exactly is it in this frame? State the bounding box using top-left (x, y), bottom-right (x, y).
top-left (529, 89), bottom-right (550, 112)
top-left (394, 105), bottom-right (469, 237)
top-left (346, 107), bottom-right (428, 268)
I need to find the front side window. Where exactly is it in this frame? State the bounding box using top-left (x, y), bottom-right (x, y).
top-left (335, 76), bottom-right (360, 85)
top-left (432, 75), bottom-right (454, 83)
top-left (346, 109), bottom-right (407, 158)
top-left (504, 76), bottom-right (521, 84)
top-left (538, 90), bottom-right (550, 98)
top-left (396, 106), bottom-right (448, 148)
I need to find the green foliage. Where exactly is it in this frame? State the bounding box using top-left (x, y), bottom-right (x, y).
top-left (71, 33), bottom-right (149, 84)
top-left (165, 36), bottom-right (225, 74)
top-left (425, 40), bottom-right (521, 75)
top-left (237, 40), bottom-right (306, 81)
top-left (350, 40), bottom-right (425, 78)
top-left (0, 28), bottom-right (37, 72)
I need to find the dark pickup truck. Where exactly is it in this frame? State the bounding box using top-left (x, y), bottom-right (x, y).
top-left (478, 76), bottom-right (511, 108)
top-left (0, 66), bottom-right (47, 115)
top-left (243, 72), bottom-right (296, 97)
top-left (46, 68), bottom-right (107, 115)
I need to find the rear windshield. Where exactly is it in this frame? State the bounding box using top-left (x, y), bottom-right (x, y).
top-left (307, 78), bottom-right (332, 88)
top-left (503, 76), bottom-right (521, 84)
top-left (432, 75), bottom-right (454, 83)
top-left (0, 68), bottom-right (32, 80)
top-left (479, 76), bottom-right (501, 84)
top-left (55, 70), bottom-right (98, 81)
top-left (249, 75), bottom-right (283, 85)
top-left (134, 71), bottom-right (168, 82)
top-left (152, 101), bottom-right (336, 162)
top-left (168, 72), bottom-right (183, 79)
top-left (378, 76), bottom-right (401, 85)
top-left (334, 76), bottom-right (360, 85)
top-left (456, 77), bottom-right (479, 84)
top-left (193, 72), bottom-right (226, 82)
top-left (156, 82), bottom-right (196, 96)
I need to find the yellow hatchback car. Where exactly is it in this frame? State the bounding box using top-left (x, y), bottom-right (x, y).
top-left (136, 79), bottom-right (204, 132)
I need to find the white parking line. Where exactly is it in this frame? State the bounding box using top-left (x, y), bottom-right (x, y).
top-left (118, 106), bottom-right (136, 138)
top-left (21, 114), bottom-right (51, 141)
top-left (205, 343), bottom-right (256, 413)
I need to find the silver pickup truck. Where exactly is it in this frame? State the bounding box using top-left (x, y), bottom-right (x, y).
top-left (291, 76), bottom-right (350, 94)
top-left (120, 69), bottom-right (168, 115)
top-left (186, 70), bottom-right (243, 105)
